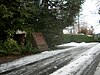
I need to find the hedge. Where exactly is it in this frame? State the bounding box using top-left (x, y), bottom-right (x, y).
top-left (63, 34), bottom-right (96, 43)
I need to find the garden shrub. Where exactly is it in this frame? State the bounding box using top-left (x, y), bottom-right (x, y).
top-left (63, 34), bottom-right (96, 43)
top-left (0, 38), bottom-right (20, 55)
top-left (20, 42), bottom-right (33, 54)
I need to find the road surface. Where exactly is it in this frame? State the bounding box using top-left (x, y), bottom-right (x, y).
top-left (0, 43), bottom-right (98, 75)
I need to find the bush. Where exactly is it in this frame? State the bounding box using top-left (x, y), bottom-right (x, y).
top-left (0, 38), bottom-right (20, 55)
top-left (63, 34), bottom-right (96, 43)
top-left (20, 42), bottom-right (33, 53)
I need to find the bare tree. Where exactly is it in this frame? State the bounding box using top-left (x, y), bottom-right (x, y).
top-left (96, 0), bottom-right (100, 14)
top-left (78, 22), bottom-right (94, 35)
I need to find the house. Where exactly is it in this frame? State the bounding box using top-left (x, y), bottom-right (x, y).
top-left (63, 25), bottom-right (78, 34)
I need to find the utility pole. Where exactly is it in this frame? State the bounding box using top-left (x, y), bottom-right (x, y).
top-left (78, 12), bottom-right (80, 33)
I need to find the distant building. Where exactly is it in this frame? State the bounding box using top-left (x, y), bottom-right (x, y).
top-left (63, 26), bottom-right (78, 34)
top-left (63, 25), bottom-right (94, 35)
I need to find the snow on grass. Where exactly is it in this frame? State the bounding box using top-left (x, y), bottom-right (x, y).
top-left (57, 42), bottom-right (98, 47)
top-left (50, 44), bottom-right (100, 75)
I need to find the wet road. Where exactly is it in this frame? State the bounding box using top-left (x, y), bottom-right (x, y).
top-left (1, 44), bottom-right (97, 75)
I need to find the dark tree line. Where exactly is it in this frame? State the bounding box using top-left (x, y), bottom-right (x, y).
top-left (0, 0), bottom-right (85, 48)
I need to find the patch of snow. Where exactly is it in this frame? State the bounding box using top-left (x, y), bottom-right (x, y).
top-left (16, 29), bottom-right (26, 34)
top-left (50, 44), bottom-right (100, 75)
top-left (57, 42), bottom-right (98, 47)
top-left (58, 42), bottom-right (79, 47)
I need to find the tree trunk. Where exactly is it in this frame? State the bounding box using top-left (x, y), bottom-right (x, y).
top-left (42, 0), bottom-right (49, 10)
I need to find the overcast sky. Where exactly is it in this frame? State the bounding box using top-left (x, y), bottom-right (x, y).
top-left (81, 0), bottom-right (100, 34)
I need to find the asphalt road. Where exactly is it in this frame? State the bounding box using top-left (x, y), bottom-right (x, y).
top-left (1, 43), bottom-right (97, 75)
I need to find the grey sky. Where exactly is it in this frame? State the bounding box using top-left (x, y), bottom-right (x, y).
top-left (81, 0), bottom-right (100, 34)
